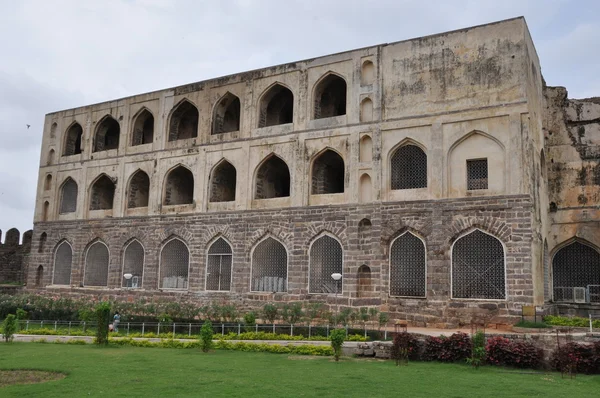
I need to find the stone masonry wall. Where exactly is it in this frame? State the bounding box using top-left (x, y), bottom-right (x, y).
top-left (0, 228), bottom-right (32, 284)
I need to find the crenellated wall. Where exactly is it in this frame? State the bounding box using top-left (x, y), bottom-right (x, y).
top-left (0, 228), bottom-right (32, 285)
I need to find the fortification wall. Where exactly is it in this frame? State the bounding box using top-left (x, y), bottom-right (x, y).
top-left (0, 228), bottom-right (32, 285)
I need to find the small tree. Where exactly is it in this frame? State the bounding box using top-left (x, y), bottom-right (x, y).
top-left (2, 314), bottom-right (17, 343)
top-left (378, 312), bottom-right (390, 331)
top-left (78, 308), bottom-right (94, 332)
top-left (199, 320), bottom-right (214, 352)
top-left (244, 312), bottom-right (256, 332)
top-left (467, 331), bottom-right (486, 369)
top-left (95, 302), bottom-right (111, 345)
top-left (263, 303), bottom-right (278, 324)
top-left (330, 328), bottom-right (346, 361)
top-left (282, 303), bottom-right (304, 325)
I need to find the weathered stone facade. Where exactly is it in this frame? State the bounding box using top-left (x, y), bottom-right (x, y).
top-left (0, 228), bottom-right (32, 285)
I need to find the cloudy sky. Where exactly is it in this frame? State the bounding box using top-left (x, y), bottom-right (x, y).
top-left (0, 0), bottom-right (598, 238)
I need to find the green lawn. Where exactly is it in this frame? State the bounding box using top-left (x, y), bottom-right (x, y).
top-left (1, 343), bottom-right (599, 397)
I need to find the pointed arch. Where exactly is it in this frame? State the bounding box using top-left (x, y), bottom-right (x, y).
top-left (59, 177), bottom-right (78, 214)
top-left (206, 236), bottom-right (233, 291)
top-left (390, 231), bottom-right (426, 297)
top-left (122, 239), bottom-right (144, 288)
top-left (360, 98), bottom-right (373, 122)
top-left (159, 236), bottom-right (190, 289)
top-left (313, 72), bottom-right (347, 119)
top-left (163, 165), bottom-right (194, 205)
top-left (540, 149), bottom-right (546, 180)
top-left (93, 115), bottom-right (120, 152)
top-left (212, 92), bottom-right (240, 134)
top-left (552, 238), bottom-right (600, 302)
top-left (44, 174), bottom-right (53, 191)
top-left (53, 240), bottom-right (72, 285)
top-left (258, 83), bottom-right (294, 128)
top-left (357, 264), bottom-right (372, 298)
top-left (63, 122), bottom-right (83, 156)
top-left (361, 61), bottom-right (375, 85)
top-left (451, 229), bottom-right (505, 299)
top-left (127, 170), bottom-right (150, 208)
top-left (254, 154), bottom-right (290, 199)
top-left (168, 99), bottom-right (199, 141)
top-left (309, 232), bottom-right (343, 294)
top-left (251, 235), bottom-right (288, 292)
top-left (311, 148), bottom-right (345, 195)
top-left (38, 232), bottom-right (47, 253)
top-left (89, 174), bottom-right (116, 210)
top-left (84, 240), bottom-right (110, 287)
top-left (390, 141), bottom-right (427, 190)
top-left (359, 173), bottom-right (372, 203)
top-left (50, 122), bottom-right (57, 139)
top-left (42, 201), bottom-right (50, 222)
top-left (131, 108), bottom-right (154, 146)
top-left (47, 149), bottom-right (55, 166)
top-left (209, 159), bottom-right (237, 202)
top-left (359, 135), bottom-right (372, 162)
top-left (35, 265), bottom-right (44, 287)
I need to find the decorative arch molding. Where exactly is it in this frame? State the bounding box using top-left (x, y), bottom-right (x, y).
top-left (157, 228), bottom-right (194, 244)
top-left (380, 219), bottom-right (431, 245)
top-left (304, 224), bottom-right (347, 248)
top-left (447, 218), bottom-right (510, 246)
top-left (448, 129), bottom-right (505, 153)
top-left (550, 236), bottom-right (600, 260)
top-left (205, 233), bottom-right (235, 252)
top-left (163, 164), bottom-right (194, 206)
top-left (201, 226), bottom-right (235, 248)
top-left (246, 228), bottom-right (293, 254)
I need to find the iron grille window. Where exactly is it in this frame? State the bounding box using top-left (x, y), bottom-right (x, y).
top-left (309, 235), bottom-right (343, 293)
top-left (552, 242), bottom-right (600, 302)
top-left (452, 230), bottom-right (505, 299)
top-left (206, 238), bottom-right (233, 291)
top-left (122, 240), bottom-right (144, 288)
top-left (53, 241), bottom-right (72, 285)
top-left (543, 241), bottom-right (550, 302)
top-left (390, 232), bottom-right (426, 297)
top-left (84, 242), bottom-right (109, 287)
top-left (252, 237), bottom-right (287, 292)
top-left (160, 239), bottom-right (189, 289)
top-left (59, 178), bottom-right (78, 214)
top-left (390, 145), bottom-right (427, 190)
top-left (467, 159), bottom-right (488, 190)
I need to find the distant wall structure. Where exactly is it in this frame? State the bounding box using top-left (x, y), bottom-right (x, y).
top-left (0, 228), bottom-right (32, 286)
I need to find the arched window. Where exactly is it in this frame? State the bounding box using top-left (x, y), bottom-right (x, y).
top-left (209, 160), bottom-right (236, 202)
top-left (59, 178), bottom-right (78, 214)
top-left (452, 230), bottom-right (505, 299)
top-left (42, 201), bottom-right (50, 222)
top-left (160, 238), bottom-right (189, 289)
top-left (359, 173), bottom-right (372, 203)
top-left (168, 99), bottom-right (199, 141)
top-left (93, 116), bottom-right (120, 152)
top-left (251, 237), bottom-right (287, 292)
top-left (89, 175), bottom-right (115, 210)
top-left (84, 241), bottom-right (109, 287)
top-left (258, 84), bottom-right (294, 128)
top-left (552, 241), bottom-right (600, 302)
top-left (361, 61), bottom-right (375, 85)
top-left (213, 93), bottom-right (240, 134)
top-left (53, 241), bottom-right (72, 285)
top-left (127, 170), bottom-right (150, 208)
top-left (360, 98), bottom-right (373, 122)
top-left (391, 144), bottom-right (427, 190)
top-left (50, 122), bottom-right (57, 139)
top-left (38, 232), bottom-right (47, 253)
top-left (44, 174), bottom-right (53, 191)
top-left (63, 122), bottom-right (83, 156)
top-left (359, 135), bottom-right (372, 162)
top-left (311, 150), bottom-right (344, 195)
top-left (163, 166), bottom-right (194, 205)
top-left (357, 264), bottom-right (371, 298)
top-left (131, 109), bottom-right (154, 146)
top-left (35, 265), bottom-right (44, 287)
top-left (47, 149), bottom-right (55, 166)
top-left (122, 240), bottom-right (144, 288)
top-left (390, 232), bottom-right (426, 297)
top-left (314, 74), bottom-right (347, 119)
top-left (309, 235), bottom-right (343, 293)
top-left (254, 155), bottom-right (290, 199)
top-left (206, 237), bottom-right (233, 291)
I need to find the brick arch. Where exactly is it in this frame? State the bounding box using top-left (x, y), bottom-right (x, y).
top-left (247, 228), bottom-right (293, 254)
top-left (304, 223), bottom-right (347, 249)
top-left (447, 218), bottom-right (510, 246)
top-left (201, 226), bottom-right (235, 249)
top-left (157, 227), bottom-right (193, 244)
top-left (381, 219), bottom-right (431, 246)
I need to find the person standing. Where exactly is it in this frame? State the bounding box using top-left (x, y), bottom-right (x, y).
top-left (113, 311), bottom-right (121, 333)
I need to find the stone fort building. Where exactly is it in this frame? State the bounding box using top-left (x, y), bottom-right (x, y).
top-left (23, 17), bottom-right (600, 326)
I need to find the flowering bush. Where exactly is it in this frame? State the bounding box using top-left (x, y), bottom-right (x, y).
top-left (422, 333), bottom-right (471, 362)
top-left (485, 336), bottom-right (543, 369)
top-left (551, 342), bottom-right (600, 374)
top-left (391, 332), bottom-right (422, 363)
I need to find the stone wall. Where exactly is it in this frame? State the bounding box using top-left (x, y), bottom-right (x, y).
top-left (0, 228), bottom-right (32, 285)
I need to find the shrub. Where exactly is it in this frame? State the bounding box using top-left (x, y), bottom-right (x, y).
top-left (378, 312), bottom-right (389, 331)
top-left (551, 342), bottom-right (600, 374)
top-left (486, 336), bottom-right (543, 369)
top-left (467, 331), bottom-right (486, 369)
top-left (330, 328), bottom-right (346, 361)
top-left (78, 309), bottom-right (94, 332)
top-left (281, 303), bottom-right (304, 325)
top-left (95, 302), bottom-right (111, 346)
top-left (390, 332), bottom-right (422, 364)
top-left (544, 315), bottom-right (600, 329)
top-left (199, 320), bottom-right (213, 352)
top-left (514, 320), bottom-right (551, 329)
top-left (263, 304), bottom-right (278, 324)
top-left (423, 333), bottom-right (472, 363)
top-left (2, 314), bottom-right (18, 342)
top-left (243, 312), bottom-right (256, 332)
top-left (157, 313), bottom-right (173, 324)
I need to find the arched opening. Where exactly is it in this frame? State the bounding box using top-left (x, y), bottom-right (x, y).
top-left (53, 241), bottom-right (72, 285)
top-left (359, 174), bottom-right (372, 203)
top-left (63, 123), bottom-right (83, 156)
top-left (50, 122), bottom-right (57, 139)
top-left (314, 74), bottom-right (347, 119)
top-left (540, 149), bottom-right (546, 180)
top-left (42, 201), bottom-right (49, 222)
top-left (360, 98), bottom-right (373, 122)
top-left (38, 232), bottom-right (47, 253)
top-left (309, 235), bottom-right (343, 293)
top-left (131, 109), bottom-right (154, 146)
top-left (358, 218), bottom-right (372, 234)
top-left (127, 170), bottom-right (150, 208)
top-left (168, 99), bottom-right (199, 141)
top-left (213, 93), bottom-right (240, 134)
top-left (44, 174), bottom-right (52, 191)
top-left (359, 135), bottom-right (372, 162)
top-left (89, 175), bottom-right (116, 210)
top-left (160, 238), bottom-right (189, 289)
top-left (312, 149), bottom-right (344, 195)
top-left (47, 149), bottom-right (55, 166)
top-left (206, 237), bottom-right (233, 291)
top-left (35, 265), bottom-right (44, 287)
top-left (361, 61), bottom-right (375, 85)
top-left (357, 265), bottom-right (372, 298)
top-left (254, 155), bottom-right (290, 199)
top-left (452, 230), bottom-right (505, 299)
top-left (93, 116), bottom-right (120, 152)
top-left (390, 232), bottom-right (426, 297)
top-left (552, 241), bottom-right (600, 303)
top-left (163, 166), bottom-right (194, 205)
top-left (543, 240), bottom-right (550, 302)
top-left (258, 84), bottom-right (294, 128)
top-left (59, 178), bottom-right (78, 214)
top-left (84, 241), bottom-right (109, 287)
top-left (391, 144), bottom-right (427, 190)
top-left (251, 237), bottom-right (287, 292)
top-left (209, 160), bottom-right (237, 202)
top-left (122, 240), bottom-right (144, 288)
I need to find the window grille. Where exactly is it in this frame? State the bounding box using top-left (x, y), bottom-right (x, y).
top-left (467, 159), bottom-right (488, 190)
top-left (552, 241), bottom-right (600, 302)
top-left (206, 238), bottom-right (233, 291)
top-left (59, 178), bottom-right (78, 214)
top-left (309, 235), bottom-right (343, 293)
top-left (252, 237), bottom-right (287, 292)
top-left (160, 239), bottom-right (189, 289)
top-left (84, 242), bottom-right (109, 287)
top-left (122, 240), bottom-right (144, 287)
top-left (390, 145), bottom-right (427, 190)
top-left (53, 241), bottom-right (72, 285)
top-left (452, 230), bottom-right (505, 299)
top-left (311, 150), bottom-right (345, 195)
top-left (390, 232), bottom-right (426, 297)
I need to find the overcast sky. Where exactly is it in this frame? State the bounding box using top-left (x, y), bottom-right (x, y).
top-left (0, 0), bottom-right (598, 238)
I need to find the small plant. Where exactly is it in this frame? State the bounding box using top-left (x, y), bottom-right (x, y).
top-left (263, 304), bottom-right (278, 324)
top-left (391, 332), bottom-right (421, 365)
top-left (95, 302), bottom-right (111, 346)
top-left (243, 312), bottom-right (256, 332)
top-left (157, 313), bottom-right (173, 324)
top-left (467, 331), bottom-right (486, 369)
top-left (378, 312), bottom-right (390, 331)
top-left (220, 304), bottom-right (238, 323)
top-left (78, 308), bottom-right (94, 332)
top-left (2, 314), bottom-right (18, 342)
top-left (199, 320), bottom-right (214, 352)
top-left (282, 303), bottom-right (304, 325)
top-left (330, 328), bottom-right (346, 361)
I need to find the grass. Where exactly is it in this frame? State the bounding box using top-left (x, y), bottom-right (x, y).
top-left (1, 343), bottom-right (600, 397)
